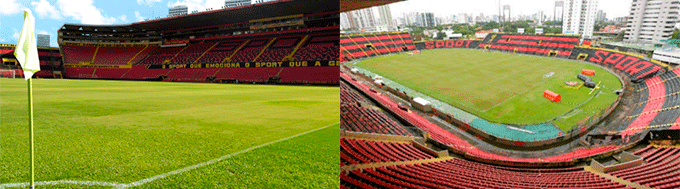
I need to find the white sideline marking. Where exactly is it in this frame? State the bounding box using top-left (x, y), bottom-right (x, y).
top-left (116, 122), bottom-right (339, 188)
top-left (0, 180), bottom-right (120, 188)
top-left (0, 122), bottom-right (339, 189)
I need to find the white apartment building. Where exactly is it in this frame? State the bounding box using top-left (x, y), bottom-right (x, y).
top-left (562, 0), bottom-right (598, 38)
top-left (624, 0), bottom-right (680, 44)
top-left (168, 5), bottom-right (188, 17)
top-left (340, 5), bottom-right (398, 32)
top-left (653, 48), bottom-right (680, 64)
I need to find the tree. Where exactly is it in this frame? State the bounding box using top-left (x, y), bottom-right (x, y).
top-left (435, 31), bottom-right (446, 40)
top-left (615, 30), bottom-right (625, 41)
top-left (672, 29), bottom-right (680, 39)
top-left (480, 21), bottom-right (500, 31)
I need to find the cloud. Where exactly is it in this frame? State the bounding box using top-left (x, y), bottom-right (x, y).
top-left (12, 29), bottom-right (20, 40)
top-left (167, 0), bottom-right (225, 14)
top-left (56, 0), bottom-right (125, 25)
top-left (37, 30), bottom-right (50, 35)
top-left (138, 0), bottom-right (162, 5)
top-left (32, 0), bottom-right (61, 19)
top-left (0, 22), bottom-right (4, 42)
top-left (118, 15), bottom-right (128, 22)
top-left (0, 0), bottom-right (23, 15)
top-left (135, 11), bottom-right (147, 21)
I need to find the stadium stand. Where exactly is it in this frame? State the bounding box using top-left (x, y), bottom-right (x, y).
top-left (58, 0), bottom-right (339, 85)
top-left (61, 45), bottom-right (97, 64)
top-left (212, 67), bottom-right (280, 83)
top-left (140, 45), bottom-right (185, 65)
top-left (341, 103), bottom-right (412, 136)
top-left (231, 38), bottom-right (271, 62)
top-left (610, 146), bottom-right (680, 188)
top-left (341, 82), bottom-right (370, 104)
top-left (196, 40), bottom-right (246, 63)
top-left (121, 65), bottom-right (170, 80)
top-left (619, 77), bottom-right (666, 138)
top-left (571, 47), bottom-right (666, 81)
top-left (341, 138), bottom-right (434, 165)
top-left (92, 45), bottom-right (156, 65)
top-left (617, 68), bottom-right (680, 138)
top-left (171, 41), bottom-right (218, 64)
top-left (294, 34), bottom-right (339, 61)
top-left (258, 36), bottom-right (300, 61)
top-left (278, 66), bottom-right (340, 84)
top-left (478, 33), bottom-right (580, 58)
top-left (340, 32), bottom-right (415, 60)
top-left (1, 44), bottom-right (62, 78)
top-left (342, 158), bottom-right (628, 189)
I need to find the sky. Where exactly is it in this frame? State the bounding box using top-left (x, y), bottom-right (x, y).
top-left (0, 0), bottom-right (634, 47)
top-left (0, 0), bottom-right (249, 47)
top-left (390, 0), bottom-right (633, 20)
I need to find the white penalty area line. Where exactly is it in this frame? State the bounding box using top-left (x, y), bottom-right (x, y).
top-left (0, 122), bottom-right (339, 189)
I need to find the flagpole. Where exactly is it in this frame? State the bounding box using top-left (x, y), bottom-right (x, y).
top-left (14, 9), bottom-right (39, 188)
top-left (28, 77), bottom-right (35, 189)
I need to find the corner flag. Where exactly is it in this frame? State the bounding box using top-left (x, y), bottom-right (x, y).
top-left (14, 9), bottom-right (40, 80)
top-left (14, 9), bottom-right (39, 189)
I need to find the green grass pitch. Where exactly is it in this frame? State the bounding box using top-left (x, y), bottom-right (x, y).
top-left (355, 48), bottom-right (622, 131)
top-left (0, 79), bottom-right (339, 188)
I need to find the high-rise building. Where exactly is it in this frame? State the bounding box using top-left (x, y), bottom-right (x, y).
top-left (341, 6), bottom-right (399, 31)
top-left (37, 34), bottom-right (50, 47)
top-left (168, 5), bottom-right (188, 17)
top-left (596, 10), bottom-right (607, 22)
top-left (422, 12), bottom-right (435, 27)
top-left (375, 5), bottom-right (394, 28)
top-left (225, 0), bottom-right (250, 8)
top-left (341, 8), bottom-right (376, 31)
top-left (554, 1), bottom-right (564, 22)
top-left (534, 11), bottom-right (545, 26)
top-left (613, 16), bottom-right (627, 23)
top-left (562, 0), bottom-right (598, 38)
top-left (503, 5), bottom-right (511, 22)
top-left (340, 13), bottom-right (353, 30)
top-left (624, 0), bottom-right (680, 44)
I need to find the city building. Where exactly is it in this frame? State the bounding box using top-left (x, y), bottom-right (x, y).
top-left (624, 0), bottom-right (680, 44)
top-left (340, 7), bottom-right (376, 31)
top-left (562, 0), bottom-right (598, 38)
top-left (653, 47), bottom-right (680, 65)
top-left (37, 34), bottom-right (50, 47)
top-left (613, 16), bottom-right (627, 23)
top-left (340, 5), bottom-right (398, 32)
top-left (503, 5), bottom-right (511, 22)
top-left (168, 5), bottom-right (188, 17)
top-left (375, 5), bottom-right (395, 29)
top-left (225, 0), bottom-right (251, 8)
top-left (596, 10), bottom-right (607, 22)
top-left (554, 1), bottom-right (564, 22)
top-left (422, 12), bottom-right (435, 27)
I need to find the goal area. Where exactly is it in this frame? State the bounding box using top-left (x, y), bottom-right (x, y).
top-left (0, 69), bottom-right (18, 78)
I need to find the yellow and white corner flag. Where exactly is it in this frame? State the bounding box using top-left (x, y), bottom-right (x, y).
top-left (14, 9), bottom-right (40, 80)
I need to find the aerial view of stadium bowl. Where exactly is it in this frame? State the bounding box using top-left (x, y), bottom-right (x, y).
top-left (340, 0), bottom-right (680, 188)
top-left (1, 0), bottom-right (339, 188)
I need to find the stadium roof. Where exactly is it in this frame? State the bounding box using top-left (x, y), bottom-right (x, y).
top-left (60, 0), bottom-right (338, 33)
top-left (341, 0), bottom-right (405, 12)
